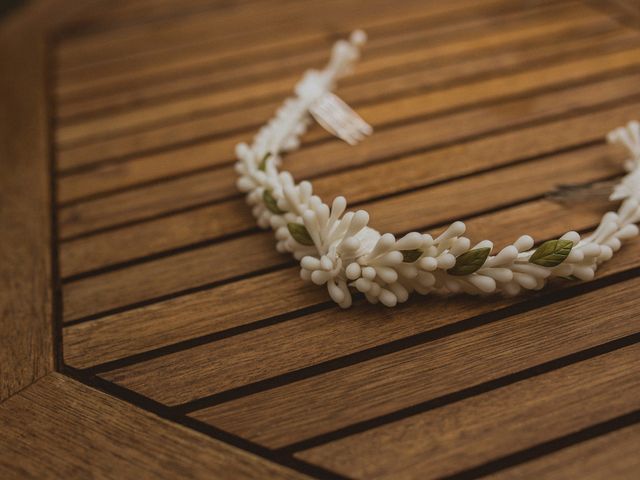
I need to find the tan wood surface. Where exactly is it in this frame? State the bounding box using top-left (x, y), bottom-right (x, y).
top-left (65, 200), bottom-right (631, 370)
top-left (488, 422), bottom-right (640, 479)
top-left (296, 344), bottom-right (640, 478)
top-left (60, 139), bottom-right (629, 321)
top-left (0, 0), bottom-right (55, 402)
top-left (0, 373), bottom-right (308, 480)
top-left (2, 0), bottom-right (639, 478)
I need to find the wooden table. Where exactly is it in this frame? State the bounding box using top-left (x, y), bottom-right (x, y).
top-left (2, 0), bottom-right (639, 478)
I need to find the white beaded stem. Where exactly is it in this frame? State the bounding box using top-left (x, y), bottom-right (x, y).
top-left (235, 31), bottom-right (640, 308)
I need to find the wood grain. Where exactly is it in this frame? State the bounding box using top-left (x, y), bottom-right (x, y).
top-left (3, 0), bottom-right (638, 478)
top-left (295, 343), bottom-right (640, 479)
top-left (55, 7), bottom-right (620, 175)
top-left (57, 69), bottom-right (640, 204)
top-left (179, 255), bottom-right (640, 445)
top-left (56, 5), bottom-right (602, 124)
top-left (62, 196), bottom-right (618, 369)
top-left (55, 0), bottom-right (559, 99)
top-left (594, 0), bottom-right (640, 28)
top-left (487, 422), bottom-right (640, 479)
top-left (55, 3), bottom-right (604, 122)
top-left (55, 25), bottom-right (639, 170)
top-left (58, 100), bottom-right (640, 281)
top-left (0, 373), bottom-right (307, 480)
top-left (53, 0), bottom-right (512, 71)
top-left (0, 1), bottom-right (54, 401)
top-left (97, 232), bottom-right (640, 409)
top-left (56, 52), bottom-right (640, 239)
top-left (61, 139), bottom-right (624, 321)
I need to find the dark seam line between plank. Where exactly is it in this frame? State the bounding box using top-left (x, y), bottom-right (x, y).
top-left (62, 192), bottom-right (554, 352)
top-left (55, 61), bottom-right (640, 177)
top-left (57, 47), bottom-right (628, 180)
top-left (52, 60), bottom-right (613, 182)
top-left (61, 365), bottom-right (351, 480)
top-left (83, 300), bottom-right (336, 373)
top-left (57, 6), bottom-right (606, 124)
top-left (53, 0), bottom-right (276, 43)
top-left (55, 6), bottom-right (540, 117)
top-left (59, 209), bottom-right (258, 245)
top-left (59, 135), bottom-right (603, 286)
top-left (55, 61), bottom-right (627, 194)
top-left (62, 170), bottom-right (616, 328)
top-left (57, 0), bottom-right (565, 98)
top-left (52, 7), bottom-right (637, 477)
top-left (56, 74), bottom-right (640, 236)
top-left (62, 226), bottom-right (262, 284)
top-left (442, 408), bottom-right (640, 479)
top-left (70, 214), bottom-right (611, 377)
top-left (171, 266), bottom-right (640, 415)
top-left (55, 31), bottom-right (635, 153)
top-left (56, 62), bottom-right (634, 208)
top-left (61, 332), bottom-right (640, 480)
top-left (347, 140), bottom-right (605, 208)
top-left (61, 162), bottom-right (618, 328)
top-left (63, 261), bottom-right (295, 326)
top-left (56, 35), bottom-right (328, 104)
top-left (279, 330), bottom-right (640, 454)
top-left (53, 0), bottom-right (473, 69)
top-left (55, 0), bottom-right (559, 79)
top-left (60, 28), bottom-right (595, 127)
top-left (46, 34), bottom-right (65, 371)
top-left (60, 12), bottom-right (616, 131)
top-left (64, 192), bottom-right (547, 328)
top-left (55, 34), bottom-right (640, 151)
top-left (58, 83), bottom-right (638, 245)
top-left (58, 160), bottom-right (237, 206)
top-left (584, 0), bottom-right (640, 31)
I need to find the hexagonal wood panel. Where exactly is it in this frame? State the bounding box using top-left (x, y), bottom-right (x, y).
top-left (2, 0), bottom-right (640, 478)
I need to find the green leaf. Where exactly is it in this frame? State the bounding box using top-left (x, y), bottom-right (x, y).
top-left (262, 189), bottom-right (285, 214)
top-left (448, 247), bottom-right (491, 276)
top-left (258, 152), bottom-right (271, 171)
top-left (287, 222), bottom-right (314, 246)
top-left (401, 249), bottom-right (422, 263)
top-left (560, 275), bottom-right (580, 281)
top-left (529, 239), bottom-right (573, 267)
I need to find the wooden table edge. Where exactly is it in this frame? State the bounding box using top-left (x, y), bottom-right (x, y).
top-left (0, 3), bottom-right (311, 479)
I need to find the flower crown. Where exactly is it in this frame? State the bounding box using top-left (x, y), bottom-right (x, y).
top-left (235, 31), bottom-right (640, 308)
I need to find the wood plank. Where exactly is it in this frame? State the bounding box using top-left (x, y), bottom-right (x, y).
top-left (102, 243), bottom-right (640, 410)
top-left (294, 344), bottom-right (640, 479)
top-left (54, 0), bottom-right (262, 41)
top-left (59, 101), bottom-right (639, 278)
top-left (54, 1), bottom-right (581, 114)
top-left (53, 0), bottom-right (500, 70)
top-left (593, 0), bottom-right (640, 28)
top-left (48, 2), bottom-right (640, 476)
top-left (56, 2), bottom-right (603, 121)
top-left (0, 2), bottom-right (54, 400)
top-left (57, 68), bottom-right (640, 204)
top-left (52, 24), bottom-right (636, 174)
top-left (55, 0), bottom-right (549, 98)
top-left (55, 35), bottom-right (633, 177)
top-left (60, 139), bottom-right (623, 321)
top-left (77, 202), bottom-right (635, 384)
top-left (9, 0), bottom-right (637, 477)
top-left (61, 195), bottom-right (618, 369)
top-left (487, 422), bottom-right (640, 479)
top-left (55, 30), bottom-right (640, 169)
top-left (0, 373), bottom-right (308, 480)
top-left (56, 21), bottom-right (637, 148)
